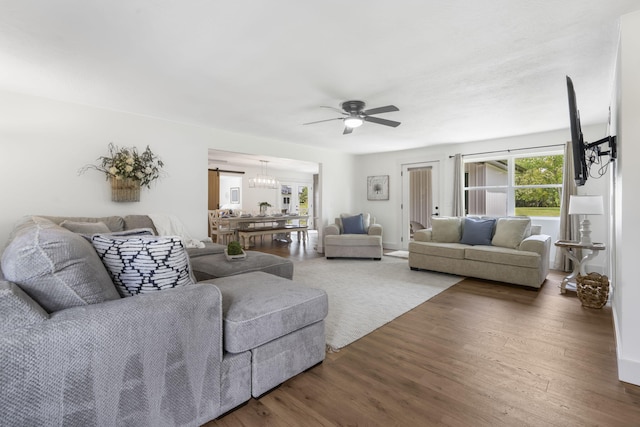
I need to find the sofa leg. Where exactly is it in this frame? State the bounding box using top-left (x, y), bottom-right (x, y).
top-left (374, 258), bottom-right (381, 261)
top-left (410, 267), bottom-right (419, 271)
top-left (326, 257), bottom-right (335, 259)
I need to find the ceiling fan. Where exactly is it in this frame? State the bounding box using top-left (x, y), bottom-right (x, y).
top-left (303, 100), bottom-right (401, 134)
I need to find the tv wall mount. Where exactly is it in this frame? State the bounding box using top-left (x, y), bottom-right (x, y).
top-left (586, 135), bottom-right (617, 162)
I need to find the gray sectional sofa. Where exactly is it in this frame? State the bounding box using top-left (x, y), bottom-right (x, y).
top-left (0, 215), bottom-right (328, 425)
top-left (408, 216), bottom-right (551, 288)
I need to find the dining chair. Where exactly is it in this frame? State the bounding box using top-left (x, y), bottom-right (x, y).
top-left (208, 210), bottom-right (236, 245)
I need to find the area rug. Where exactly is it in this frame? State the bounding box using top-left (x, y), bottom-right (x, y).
top-left (292, 257), bottom-right (463, 351)
top-left (385, 250), bottom-right (409, 259)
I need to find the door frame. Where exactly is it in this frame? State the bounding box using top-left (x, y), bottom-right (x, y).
top-left (401, 160), bottom-right (440, 249)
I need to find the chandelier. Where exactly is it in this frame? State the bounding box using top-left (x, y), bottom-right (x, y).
top-left (248, 160), bottom-right (278, 189)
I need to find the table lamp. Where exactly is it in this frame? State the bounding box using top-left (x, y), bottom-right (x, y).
top-left (568, 195), bottom-right (604, 245)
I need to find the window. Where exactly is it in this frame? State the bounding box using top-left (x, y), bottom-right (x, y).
top-left (464, 153), bottom-right (563, 217)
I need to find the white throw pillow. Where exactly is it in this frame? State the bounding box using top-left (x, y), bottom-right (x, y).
top-left (491, 217), bottom-right (531, 249)
top-left (91, 234), bottom-right (195, 297)
top-left (431, 217), bottom-right (462, 243)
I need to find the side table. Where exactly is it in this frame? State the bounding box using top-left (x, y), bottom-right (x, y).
top-left (554, 240), bottom-right (606, 294)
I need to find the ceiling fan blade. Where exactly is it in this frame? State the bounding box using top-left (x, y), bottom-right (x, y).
top-left (320, 106), bottom-right (348, 115)
top-left (343, 126), bottom-right (353, 135)
top-left (363, 116), bottom-right (401, 127)
top-left (362, 105), bottom-right (399, 115)
top-left (303, 117), bottom-right (343, 125)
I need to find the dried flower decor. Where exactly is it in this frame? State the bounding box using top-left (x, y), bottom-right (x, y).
top-left (80, 143), bottom-right (164, 188)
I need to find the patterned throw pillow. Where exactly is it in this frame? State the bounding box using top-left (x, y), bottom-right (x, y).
top-left (91, 235), bottom-right (195, 297)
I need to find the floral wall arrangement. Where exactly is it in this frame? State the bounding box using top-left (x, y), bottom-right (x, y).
top-left (80, 143), bottom-right (164, 202)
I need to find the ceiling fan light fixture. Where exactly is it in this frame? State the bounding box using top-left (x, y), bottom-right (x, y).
top-left (344, 117), bottom-right (363, 128)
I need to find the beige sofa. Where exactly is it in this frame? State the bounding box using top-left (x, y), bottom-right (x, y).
top-left (324, 213), bottom-right (383, 260)
top-left (408, 216), bottom-right (550, 288)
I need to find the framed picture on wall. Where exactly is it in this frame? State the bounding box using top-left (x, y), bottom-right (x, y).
top-left (367, 175), bottom-right (389, 200)
top-left (230, 187), bottom-right (240, 204)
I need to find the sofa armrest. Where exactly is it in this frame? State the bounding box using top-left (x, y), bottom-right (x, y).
top-left (1, 283), bottom-right (224, 425)
top-left (414, 228), bottom-right (433, 242)
top-left (368, 224), bottom-right (383, 236)
top-left (0, 281), bottom-right (49, 334)
top-left (519, 234), bottom-right (551, 256)
top-left (324, 223), bottom-right (341, 236)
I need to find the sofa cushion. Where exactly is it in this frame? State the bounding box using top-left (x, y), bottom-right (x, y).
top-left (41, 215), bottom-right (125, 232)
top-left (0, 217), bottom-right (120, 312)
top-left (91, 234), bottom-right (195, 297)
top-left (409, 242), bottom-right (466, 260)
top-left (208, 271), bottom-right (328, 353)
top-left (464, 246), bottom-right (540, 269)
top-left (460, 217), bottom-right (495, 246)
top-left (123, 215), bottom-right (158, 234)
top-left (324, 234), bottom-right (382, 247)
top-left (60, 220), bottom-right (112, 235)
top-left (491, 217), bottom-right (531, 249)
top-left (431, 217), bottom-right (462, 243)
top-left (341, 214), bottom-right (366, 234)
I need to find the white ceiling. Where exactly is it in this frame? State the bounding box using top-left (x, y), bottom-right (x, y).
top-left (208, 149), bottom-right (319, 175)
top-left (1, 1), bottom-right (639, 155)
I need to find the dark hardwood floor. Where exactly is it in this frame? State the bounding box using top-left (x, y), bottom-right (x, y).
top-left (206, 233), bottom-right (640, 426)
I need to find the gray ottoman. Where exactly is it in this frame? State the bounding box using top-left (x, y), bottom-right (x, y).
top-left (190, 251), bottom-right (294, 281)
top-left (207, 272), bottom-right (328, 397)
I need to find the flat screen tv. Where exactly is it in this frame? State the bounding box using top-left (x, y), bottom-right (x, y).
top-left (566, 76), bottom-right (589, 186)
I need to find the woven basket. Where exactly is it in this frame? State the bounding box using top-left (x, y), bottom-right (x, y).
top-left (110, 177), bottom-right (141, 202)
top-left (576, 272), bottom-right (610, 309)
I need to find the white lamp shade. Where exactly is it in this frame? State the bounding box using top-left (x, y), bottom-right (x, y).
top-left (568, 195), bottom-right (604, 215)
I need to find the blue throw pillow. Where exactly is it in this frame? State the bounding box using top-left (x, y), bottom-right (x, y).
top-left (342, 214), bottom-right (366, 234)
top-left (459, 217), bottom-right (495, 245)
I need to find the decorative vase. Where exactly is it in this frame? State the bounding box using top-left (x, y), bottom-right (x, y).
top-left (260, 205), bottom-right (267, 215)
top-left (110, 177), bottom-right (141, 202)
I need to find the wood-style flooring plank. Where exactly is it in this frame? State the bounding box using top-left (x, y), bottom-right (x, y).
top-left (204, 239), bottom-right (640, 426)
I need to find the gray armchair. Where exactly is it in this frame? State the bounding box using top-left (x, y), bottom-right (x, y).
top-left (324, 213), bottom-right (383, 260)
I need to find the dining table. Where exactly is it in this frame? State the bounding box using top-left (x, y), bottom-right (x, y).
top-left (219, 214), bottom-right (309, 248)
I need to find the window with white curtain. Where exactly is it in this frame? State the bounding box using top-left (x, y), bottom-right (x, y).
top-left (464, 153), bottom-right (563, 217)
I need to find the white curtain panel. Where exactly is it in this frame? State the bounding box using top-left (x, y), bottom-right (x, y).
top-left (409, 167), bottom-right (433, 229)
top-left (452, 153), bottom-right (464, 216)
top-left (553, 141), bottom-right (580, 271)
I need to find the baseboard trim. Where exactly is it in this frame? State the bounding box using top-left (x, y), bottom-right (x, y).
top-left (613, 302), bottom-right (640, 386)
top-left (618, 357), bottom-right (640, 386)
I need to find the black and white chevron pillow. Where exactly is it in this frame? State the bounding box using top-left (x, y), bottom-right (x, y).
top-left (91, 234), bottom-right (195, 297)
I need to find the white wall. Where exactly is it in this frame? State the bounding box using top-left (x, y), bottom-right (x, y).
top-left (355, 125), bottom-right (610, 270)
top-left (613, 10), bottom-right (640, 386)
top-left (0, 91), bottom-right (355, 247)
top-left (219, 173), bottom-right (243, 210)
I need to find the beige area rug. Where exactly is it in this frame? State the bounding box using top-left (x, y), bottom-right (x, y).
top-left (385, 250), bottom-right (409, 259)
top-left (292, 256), bottom-right (463, 351)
